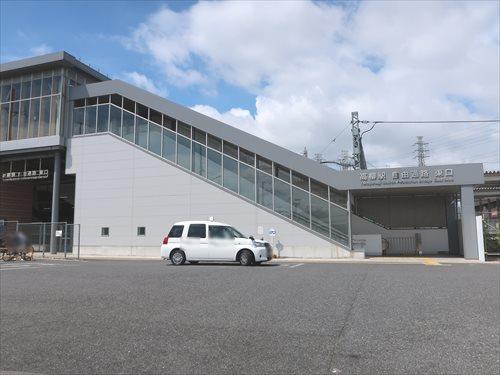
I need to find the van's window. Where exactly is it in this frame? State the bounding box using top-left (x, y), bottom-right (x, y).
top-left (209, 226), bottom-right (245, 239)
top-left (187, 224), bottom-right (206, 238)
top-left (168, 225), bottom-right (184, 238)
top-left (209, 226), bottom-right (233, 239)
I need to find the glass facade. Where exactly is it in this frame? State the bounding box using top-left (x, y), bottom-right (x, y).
top-left (0, 70), bottom-right (63, 141)
top-left (71, 94), bottom-right (351, 246)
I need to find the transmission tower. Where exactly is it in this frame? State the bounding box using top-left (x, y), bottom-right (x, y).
top-left (351, 112), bottom-right (367, 169)
top-left (413, 136), bottom-right (429, 167)
top-left (302, 147), bottom-right (308, 158)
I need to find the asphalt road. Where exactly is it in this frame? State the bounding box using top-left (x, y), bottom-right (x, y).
top-left (1, 259), bottom-right (499, 374)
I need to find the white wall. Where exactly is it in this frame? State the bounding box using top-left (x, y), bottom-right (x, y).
top-left (66, 134), bottom-right (352, 258)
top-left (351, 214), bottom-right (449, 254)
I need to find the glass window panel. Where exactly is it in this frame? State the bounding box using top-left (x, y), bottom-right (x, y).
top-left (207, 134), bottom-right (222, 151)
top-left (191, 142), bottom-right (206, 177)
top-left (96, 104), bottom-right (109, 133)
top-left (1, 84), bottom-right (11, 102)
top-left (41, 76), bottom-right (52, 96)
top-left (11, 83), bottom-right (20, 101)
top-left (137, 103), bottom-right (148, 119)
top-left (177, 121), bottom-right (191, 137)
top-left (109, 105), bottom-right (121, 136)
top-left (18, 100), bottom-right (30, 139)
top-left (292, 171), bottom-right (309, 191)
top-left (122, 110), bottom-right (135, 142)
top-left (163, 115), bottom-right (176, 131)
top-left (84, 105), bottom-right (96, 134)
top-left (98, 95), bottom-right (109, 104)
top-left (86, 97), bottom-right (97, 106)
top-left (31, 79), bottom-right (41, 98)
top-left (311, 196), bottom-right (330, 237)
top-left (207, 149), bottom-right (222, 185)
top-left (274, 163), bottom-right (290, 182)
top-left (149, 108), bottom-right (162, 125)
top-left (239, 148), bottom-right (255, 166)
top-left (74, 99), bottom-right (85, 108)
top-left (292, 187), bottom-right (310, 227)
top-left (49, 95), bottom-right (60, 135)
top-left (176, 135), bottom-right (191, 169)
top-left (239, 163), bottom-right (255, 201)
top-left (148, 123), bottom-right (162, 155)
top-left (135, 117), bottom-right (148, 148)
top-left (111, 94), bottom-right (122, 107)
top-left (256, 170), bottom-right (273, 209)
top-left (274, 178), bottom-right (291, 218)
top-left (8, 101), bottom-right (20, 140)
top-left (29, 98), bottom-right (40, 138)
top-left (311, 179), bottom-right (329, 200)
top-left (72, 107), bottom-right (84, 136)
top-left (39, 97), bottom-right (51, 137)
top-left (331, 204), bottom-right (349, 245)
top-left (256, 155), bottom-right (272, 174)
top-left (223, 155), bottom-right (238, 193)
top-left (52, 75), bottom-right (61, 94)
top-left (162, 128), bottom-right (176, 162)
top-left (223, 141), bottom-right (238, 158)
top-left (123, 98), bottom-right (135, 113)
top-left (330, 187), bottom-right (348, 208)
top-left (21, 81), bottom-right (31, 100)
top-left (0, 103), bottom-right (9, 141)
top-left (193, 128), bottom-right (206, 144)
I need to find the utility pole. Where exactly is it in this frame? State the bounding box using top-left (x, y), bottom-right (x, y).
top-left (302, 147), bottom-right (308, 158)
top-left (351, 112), bottom-right (367, 170)
top-left (414, 136), bottom-right (429, 167)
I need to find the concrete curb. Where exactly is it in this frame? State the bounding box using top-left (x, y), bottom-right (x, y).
top-left (30, 255), bottom-right (500, 265)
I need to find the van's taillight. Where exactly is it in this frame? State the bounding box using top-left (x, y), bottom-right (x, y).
top-left (163, 236), bottom-right (169, 244)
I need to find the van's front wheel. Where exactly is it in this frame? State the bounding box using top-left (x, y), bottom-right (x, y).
top-left (238, 250), bottom-right (254, 266)
top-left (170, 249), bottom-right (186, 265)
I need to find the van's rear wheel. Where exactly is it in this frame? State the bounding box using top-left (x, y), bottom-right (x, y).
top-left (170, 250), bottom-right (186, 265)
top-left (239, 250), bottom-right (254, 266)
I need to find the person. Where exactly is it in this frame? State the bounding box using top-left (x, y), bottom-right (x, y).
top-left (12, 231), bottom-right (30, 258)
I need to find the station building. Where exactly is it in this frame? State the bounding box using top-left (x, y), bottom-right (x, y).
top-left (0, 52), bottom-right (485, 259)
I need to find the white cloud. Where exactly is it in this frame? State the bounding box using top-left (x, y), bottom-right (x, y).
top-left (124, 1), bottom-right (500, 169)
top-left (121, 71), bottom-right (168, 97)
top-left (30, 43), bottom-right (53, 56)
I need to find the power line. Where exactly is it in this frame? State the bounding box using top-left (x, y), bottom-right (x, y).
top-left (368, 120), bottom-right (500, 124)
top-left (319, 122), bottom-right (352, 154)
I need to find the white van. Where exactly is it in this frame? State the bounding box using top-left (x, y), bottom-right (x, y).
top-left (160, 221), bottom-right (273, 266)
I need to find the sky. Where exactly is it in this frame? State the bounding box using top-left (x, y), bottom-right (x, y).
top-left (1, 0), bottom-right (499, 170)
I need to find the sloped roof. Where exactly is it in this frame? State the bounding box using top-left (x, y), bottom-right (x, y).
top-left (0, 51), bottom-right (109, 82)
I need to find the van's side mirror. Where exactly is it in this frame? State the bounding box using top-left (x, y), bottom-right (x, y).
top-left (249, 236), bottom-right (255, 241)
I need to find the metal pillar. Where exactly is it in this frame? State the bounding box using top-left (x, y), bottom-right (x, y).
top-left (347, 190), bottom-right (353, 250)
top-left (460, 186), bottom-right (479, 259)
top-left (50, 152), bottom-right (61, 254)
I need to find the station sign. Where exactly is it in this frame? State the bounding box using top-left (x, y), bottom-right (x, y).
top-left (1, 169), bottom-right (49, 182)
top-left (359, 168), bottom-right (454, 187)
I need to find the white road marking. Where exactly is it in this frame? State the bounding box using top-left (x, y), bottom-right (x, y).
top-left (289, 263), bottom-right (304, 269)
top-left (0, 262), bottom-right (78, 271)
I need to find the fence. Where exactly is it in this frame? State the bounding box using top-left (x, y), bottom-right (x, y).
top-left (384, 236), bottom-right (417, 256)
top-left (0, 220), bottom-right (80, 259)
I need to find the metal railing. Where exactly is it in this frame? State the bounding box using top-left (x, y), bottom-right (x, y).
top-left (0, 220), bottom-right (80, 259)
top-left (384, 236), bottom-right (417, 256)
